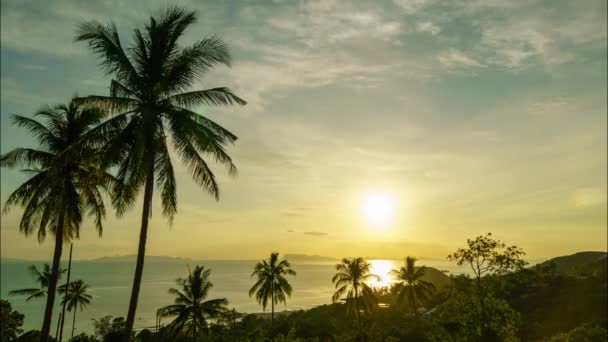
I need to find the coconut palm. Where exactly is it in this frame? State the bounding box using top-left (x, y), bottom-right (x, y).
top-left (1, 99), bottom-right (115, 342)
top-left (249, 252), bottom-right (296, 326)
top-left (331, 258), bottom-right (380, 322)
top-left (74, 7), bottom-right (245, 338)
top-left (158, 266), bottom-right (228, 337)
top-left (390, 257), bottom-right (436, 314)
top-left (8, 264), bottom-right (65, 301)
top-left (58, 280), bottom-right (92, 340)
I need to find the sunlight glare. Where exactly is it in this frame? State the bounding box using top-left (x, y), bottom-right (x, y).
top-left (367, 259), bottom-right (397, 288)
top-left (361, 192), bottom-right (395, 226)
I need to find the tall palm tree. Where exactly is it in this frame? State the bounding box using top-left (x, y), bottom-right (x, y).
top-left (58, 280), bottom-right (92, 340)
top-left (331, 258), bottom-right (380, 322)
top-left (75, 7), bottom-right (245, 338)
top-left (390, 257), bottom-right (435, 314)
top-left (1, 99), bottom-right (115, 342)
top-left (158, 266), bottom-right (228, 337)
top-left (249, 252), bottom-right (296, 326)
top-left (8, 264), bottom-right (65, 301)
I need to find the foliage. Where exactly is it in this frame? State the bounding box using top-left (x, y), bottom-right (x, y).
top-left (8, 264), bottom-right (66, 301)
top-left (548, 323), bottom-right (608, 342)
top-left (13, 331), bottom-right (56, 342)
top-left (331, 257), bottom-right (380, 320)
top-left (159, 266), bottom-right (228, 337)
top-left (92, 316), bottom-right (127, 341)
top-left (390, 256), bottom-right (436, 313)
top-left (0, 300), bottom-right (25, 342)
top-left (433, 291), bottom-right (520, 341)
top-left (59, 280), bottom-right (93, 312)
top-left (75, 6), bottom-right (245, 336)
top-left (1, 98), bottom-right (115, 341)
top-left (249, 253), bottom-right (296, 323)
top-left (447, 233), bottom-right (526, 336)
top-left (68, 333), bottom-right (97, 342)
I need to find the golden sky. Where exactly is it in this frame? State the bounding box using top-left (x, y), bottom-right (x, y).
top-left (1, 0), bottom-right (606, 261)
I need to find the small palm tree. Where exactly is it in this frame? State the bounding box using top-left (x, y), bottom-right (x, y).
top-left (1, 99), bottom-right (114, 341)
top-left (332, 258), bottom-right (380, 322)
top-left (249, 252), bottom-right (296, 326)
top-left (159, 265), bottom-right (228, 337)
top-left (75, 7), bottom-right (245, 338)
top-left (58, 280), bottom-right (92, 340)
top-left (8, 264), bottom-right (65, 301)
top-left (390, 256), bottom-right (436, 314)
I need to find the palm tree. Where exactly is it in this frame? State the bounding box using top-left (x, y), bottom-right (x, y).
top-left (390, 257), bottom-right (435, 314)
top-left (158, 266), bottom-right (228, 337)
top-left (1, 99), bottom-right (114, 342)
top-left (331, 258), bottom-right (380, 322)
top-left (74, 7), bottom-right (245, 338)
top-left (58, 280), bottom-right (92, 340)
top-left (249, 252), bottom-right (296, 326)
top-left (8, 264), bottom-right (65, 301)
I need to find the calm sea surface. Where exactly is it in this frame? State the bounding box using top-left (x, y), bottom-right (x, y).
top-left (0, 257), bottom-right (496, 335)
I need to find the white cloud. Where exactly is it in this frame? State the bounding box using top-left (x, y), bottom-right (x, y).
top-left (416, 21), bottom-right (440, 35)
top-left (437, 48), bottom-right (485, 69)
top-left (392, 0), bottom-right (434, 14)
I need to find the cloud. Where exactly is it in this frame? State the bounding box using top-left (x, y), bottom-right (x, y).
top-left (286, 229), bottom-right (328, 237)
top-left (303, 231), bottom-right (329, 236)
top-left (437, 48), bottom-right (485, 69)
top-left (416, 21), bottom-right (440, 35)
top-left (392, 0), bottom-right (434, 14)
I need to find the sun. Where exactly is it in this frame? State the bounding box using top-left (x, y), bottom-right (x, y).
top-left (360, 192), bottom-right (395, 227)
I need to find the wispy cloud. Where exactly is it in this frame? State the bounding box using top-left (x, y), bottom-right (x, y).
top-left (438, 48), bottom-right (485, 69)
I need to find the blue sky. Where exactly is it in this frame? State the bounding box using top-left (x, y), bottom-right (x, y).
top-left (1, 0), bottom-right (606, 260)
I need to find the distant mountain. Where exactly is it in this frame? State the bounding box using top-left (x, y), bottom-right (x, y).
top-left (86, 255), bottom-right (193, 263)
top-left (420, 266), bottom-right (451, 289)
top-left (284, 254), bottom-right (337, 262)
top-left (534, 251), bottom-right (607, 277)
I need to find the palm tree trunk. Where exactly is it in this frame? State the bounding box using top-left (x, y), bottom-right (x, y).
top-left (271, 291), bottom-right (274, 327)
top-left (71, 308), bottom-right (77, 340)
top-left (124, 162), bottom-right (155, 341)
top-left (59, 243), bottom-right (73, 342)
top-left (55, 311), bottom-right (62, 341)
top-left (40, 212), bottom-right (65, 342)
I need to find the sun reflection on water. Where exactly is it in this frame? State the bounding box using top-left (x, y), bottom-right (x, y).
top-left (367, 259), bottom-right (398, 288)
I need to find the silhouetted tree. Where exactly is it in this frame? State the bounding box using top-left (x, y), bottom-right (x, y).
top-left (448, 233), bottom-right (526, 340)
top-left (1, 299), bottom-right (25, 341)
top-left (159, 265), bottom-right (228, 337)
top-left (1, 100), bottom-right (114, 342)
top-left (249, 253), bottom-right (296, 326)
top-left (58, 280), bottom-right (92, 341)
top-left (8, 264), bottom-right (65, 301)
top-left (331, 258), bottom-right (380, 322)
top-left (75, 7), bottom-right (245, 339)
top-left (390, 257), bottom-right (435, 314)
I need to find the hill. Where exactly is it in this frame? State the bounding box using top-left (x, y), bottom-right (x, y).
top-left (534, 251), bottom-right (607, 277)
top-left (420, 266), bottom-right (451, 289)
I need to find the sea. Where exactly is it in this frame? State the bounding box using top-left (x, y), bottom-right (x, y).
top-left (0, 256), bottom-right (533, 335)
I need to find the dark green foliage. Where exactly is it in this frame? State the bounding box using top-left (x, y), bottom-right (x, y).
top-left (0, 300), bottom-right (25, 342)
top-left (75, 6), bottom-right (245, 337)
top-left (331, 258), bottom-right (380, 321)
top-left (534, 252), bottom-right (607, 278)
top-left (1, 98), bottom-right (115, 341)
top-left (92, 316), bottom-right (128, 341)
top-left (249, 253), bottom-right (296, 325)
top-left (67, 333), bottom-right (97, 342)
top-left (13, 331), bottom-right (56, 342)
top-left (159, 265), bottom-right (228, 337)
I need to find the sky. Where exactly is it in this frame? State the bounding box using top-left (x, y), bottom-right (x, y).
top-left (1, 0), bottom-right (606, 261)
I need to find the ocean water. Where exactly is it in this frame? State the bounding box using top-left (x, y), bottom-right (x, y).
top-left (1, 257), bottom-right (474, 335)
